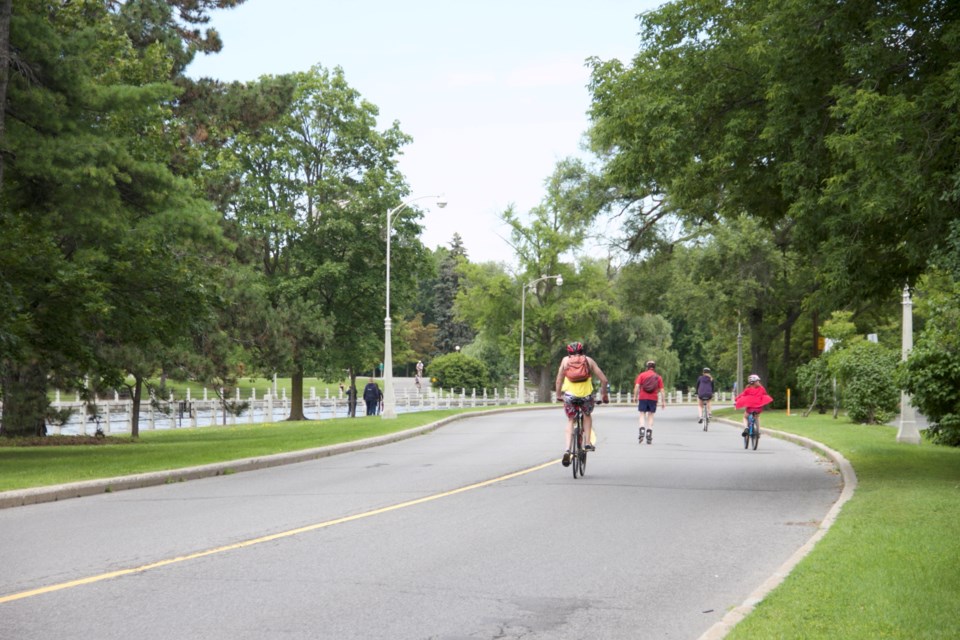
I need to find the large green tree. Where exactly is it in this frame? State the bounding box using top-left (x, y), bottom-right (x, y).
top-left (588, 0), bottom-right (960, 308)
top-left (1, 1), bottom-right (226, 436)
top-left (221, 66), bottom-right (415, 419)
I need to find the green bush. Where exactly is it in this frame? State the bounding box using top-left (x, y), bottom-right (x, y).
top-left (832, 341), bottom-right (900, 424)
top-left (428, 352), bottom-right (489, 392)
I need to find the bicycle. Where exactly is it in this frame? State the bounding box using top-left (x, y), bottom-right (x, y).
top-left (743, 411), bottom-right (760, 450)
top-left (699, 397), bottom-right (711, 432)
top-left (568, 396), bottom-right (589, 478)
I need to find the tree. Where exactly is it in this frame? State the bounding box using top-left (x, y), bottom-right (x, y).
top-left (587, 0), bottom-right (960, 310)
top-left (1, 1), bottom-right (225, 436)
top-left (457, 160), bottom-right (616, 401)
top-left (432, 234), bottom-right (475, 355)
top-left (220, 66), bottom-right (414, 420)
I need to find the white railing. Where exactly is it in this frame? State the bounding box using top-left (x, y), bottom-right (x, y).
top-left (5, 387), bottom-right (734, 436)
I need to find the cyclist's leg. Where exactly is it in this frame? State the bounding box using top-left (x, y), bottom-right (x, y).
top-left (698, 397), bottom-right (705, 421)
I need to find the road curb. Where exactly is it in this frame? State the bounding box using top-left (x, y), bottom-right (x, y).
top-left (0, 405), bottom-right (557, 510)
top-left (697, 421), bottom-right (858, 640)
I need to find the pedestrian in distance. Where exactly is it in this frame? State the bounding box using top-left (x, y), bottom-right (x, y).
top-left (555, 342), bottom-right (609, 467)
top-left (634, 360), bottom-right (664, 444)
top-left (696, 367), bottom-right (715, 424)
top-left (362, 378), bottom-right (380, 416)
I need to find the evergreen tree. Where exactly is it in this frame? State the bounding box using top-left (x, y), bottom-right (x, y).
top-left (432, 234), bottom-right (475, 354)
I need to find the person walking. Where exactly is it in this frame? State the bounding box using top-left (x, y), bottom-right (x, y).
top-left (634, 360), bottom-right (664, 444)
top-left (362, 378), bottom-right (381, 416)
top-left (695, 367), bottom-right (715, 424)
top-left (555, 342), bottom-right (609, 467)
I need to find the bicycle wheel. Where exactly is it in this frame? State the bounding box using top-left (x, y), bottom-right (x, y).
top-left (703, 410), bottom-right (710, 432)
top-left (570, 431), bottom-right (583, 479)
top-left (743, 417), bottom-right (751, 449)
top-left (579, 447), bottom-right (587, 477)
top-left (751, 424), bottom-right (760, 450)
top-left (572, 423), bottom-right (582, 478)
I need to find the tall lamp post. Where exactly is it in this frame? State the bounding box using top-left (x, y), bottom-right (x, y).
top-left (518, 274), bottom-right (563, 404)
top-left (382, 194), bottom-right (446, 419)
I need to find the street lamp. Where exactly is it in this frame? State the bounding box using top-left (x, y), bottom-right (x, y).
top-left (382, 194), bottom-right (446, 419)
top-left (518, 274), bottom-right (563, 404)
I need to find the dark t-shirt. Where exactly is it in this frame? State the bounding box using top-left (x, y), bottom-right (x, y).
top-left (696, 375), bottom-right (714, 397)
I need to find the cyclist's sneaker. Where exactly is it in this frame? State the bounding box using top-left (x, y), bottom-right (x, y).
top-left (742, 428), bottom-right (749, 437)
top-left (584, 443), bottom-right (595, 452)
top-left (638, 427), bottom-right (646, 443)
top-left (698, 417), bottom-right (703, 424)
top-left (562, 450), bottom-right (572, 467)
top-left (646, 429), bottom-right (653, 444)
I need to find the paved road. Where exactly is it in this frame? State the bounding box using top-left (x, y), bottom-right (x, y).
top-left (0, 405), bottom-right (841, 639)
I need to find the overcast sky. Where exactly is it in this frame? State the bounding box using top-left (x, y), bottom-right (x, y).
top-left (187, 1), bottom-right (664, 265)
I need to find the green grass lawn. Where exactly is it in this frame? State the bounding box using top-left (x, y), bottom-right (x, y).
top-left (0, 409), bottom-right (478, 491)
top-left (3, 407), bottom-right (958, 638)
top-left (716, 410), bottom-right (960, 640)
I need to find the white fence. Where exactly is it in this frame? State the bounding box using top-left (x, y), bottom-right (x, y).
top-left (7, 387), bottom-right (734, 436)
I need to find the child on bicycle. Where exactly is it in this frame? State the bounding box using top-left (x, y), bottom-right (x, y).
top-left (734, 374), bottom-right (774, 435)
top-left (555, 342), bottom-right (609, 467)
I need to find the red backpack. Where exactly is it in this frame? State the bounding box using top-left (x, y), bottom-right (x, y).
top-left (564, 355), bottom-right (591, 382)
top-left (641, 372), bottom-right (661, 393)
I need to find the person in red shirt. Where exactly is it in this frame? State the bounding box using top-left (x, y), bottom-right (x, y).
top-left (633, 360), bottom-right (664, 444)
top-left (734, 374), bottom-right (774, 435)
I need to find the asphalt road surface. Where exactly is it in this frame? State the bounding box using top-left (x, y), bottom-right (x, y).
top-left (0, 405), bottom-right (841, 639)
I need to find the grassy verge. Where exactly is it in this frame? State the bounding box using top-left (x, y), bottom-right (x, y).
top-left (716, 409), bottom-right (960, 640)
top-left (0, 409), bottom-right (486, 491)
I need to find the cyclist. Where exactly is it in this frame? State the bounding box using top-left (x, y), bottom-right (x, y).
top-left (695, 367), bottom-right (715, 423)
top-left (555, 342), bottom-right (609, 467)
top-left (734, 374), bottom-right (774, 435)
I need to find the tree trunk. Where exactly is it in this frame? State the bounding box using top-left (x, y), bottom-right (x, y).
top-left (287, 366), bottom-right (307, 421)
top-left (748, 309), bottom-right (769, 386)
top-left (131, 375), bottom-right (142, 438)
top-left (0, 360), bottom-right (49, 437)
top-left (535, 364), bottom-right (554, 403)
top-left (347, 367), bottom-right (358, 417)
top-left (803, 372), bottom-right (822, 418)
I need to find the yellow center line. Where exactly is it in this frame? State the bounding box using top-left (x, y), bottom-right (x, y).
top-left (0, 459), bottom-right (558, 605)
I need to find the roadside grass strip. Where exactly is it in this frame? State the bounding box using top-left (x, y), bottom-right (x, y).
top-left (718, 411), bottom-right (960, 640)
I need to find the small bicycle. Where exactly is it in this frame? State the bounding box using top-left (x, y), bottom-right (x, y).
top-left (699, 398), bottom-right (711, 432)
top-left (743, 411), bottom-right (760, 450)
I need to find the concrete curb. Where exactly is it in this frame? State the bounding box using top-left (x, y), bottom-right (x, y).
top-left (0, 405), bottom-right (556, 510)
top-left (697, 420), bottom-right (858, 640)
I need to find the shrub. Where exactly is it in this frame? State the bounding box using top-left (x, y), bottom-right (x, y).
top-left (428, 352), bottom-right (489, 392)
top-left (832, 341), bottom-right (900, 424)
